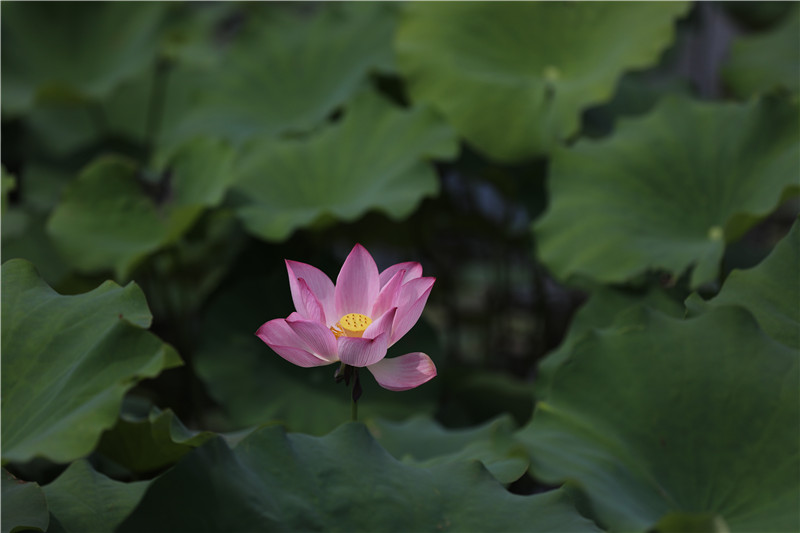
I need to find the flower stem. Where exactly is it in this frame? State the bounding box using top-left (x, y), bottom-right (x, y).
top-left (351, 367), bottom-right (362, 422)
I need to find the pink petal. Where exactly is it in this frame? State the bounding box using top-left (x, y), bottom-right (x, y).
top-left (363, 307), bottom-right (397, 340)
top-left (286, 260), bottom-right (336, 326)
top-left (396, 276), bottom-right (435, 306)
top-left (371, 270), bottom-right (404, 318)
top-left (256, 319), bottom-right (334, 367)
top-left (335, 244), bottom-right (379, 317)
top-left (338, 332), bottom-right (389, 367)
top-left (296, 278), bottom-right (325, 325)
top-left (379, 262), bottom-right (423, 288)
top-left (391, 277), bottom-right (435, 345)
top-left (286, 316), bottom-right (338, 362)
top-left (367, 352), bottom-right (437, 391)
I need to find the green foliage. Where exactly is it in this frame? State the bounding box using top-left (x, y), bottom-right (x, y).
top-left (650, 512), bottom-right (731, 533)
top-left (396, 2), bottom-right (690, 161)
top-left (520, 306), bottom-right (799, 532)
top-left (166, 3), bottom-right (398, 147)
top-left (1, 260), bottom-right (181, 464)
top-left (1, 2), bottom-right (797, 531)
top-left (119, 424), bottom-right (600, 532)
top-left (687, 218), bottom-right (799, 348)
top-left (42, 461), bottom-right (149, 533)
top-left (2, 470), bottom-right (48, 533)
top-left (534, 95), bottom-right (799, 288)
top-left (46, 138), bottom-right (233, 278)
top-left (535, 286), bottom-right (684, 396)
top-left (371, 414), bottom-right (529, 484)
top-left (232, 90), bottom-right (457, 241)
top-left (2, 165), bottom-right (72, 286)
top-left (722, 6), bottom-right (800, 98)
top-left (96, 408), bottom-right (216, 474)
top-left (1, 2), bottom-right (167, 114)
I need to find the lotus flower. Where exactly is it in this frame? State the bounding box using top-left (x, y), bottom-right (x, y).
top-left (256, 244), bottom-right (437, 391)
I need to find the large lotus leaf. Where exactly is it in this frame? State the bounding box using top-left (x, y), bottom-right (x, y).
top-left (166, 3), bottom-right (397, 145)
top-left (722, 7), bottom-right (800, 98)
top-left (534, 95), bottom-right (800, 289)
top-left (518, 306), bottom-right (799, 532)
top-left (1, 2), bottom-right (167, 114)
top-left (119, 423), bottom-right (600, 532)
top-left (395, 2), bottom-right (689, 162)
top-left (96, 408), bottom-right (216, 474)
top-left (42, 460), bottom-right (149, 533)
top-left (193, 273), bottom-right (439, 435)
top-left (2, 469), bottom-right (48, 533)
top-left (233, 90), bottom-right (457, 242)
top-left (370, 414), bottom-right (528, 484)
top-left (536, 286), bottom-right (683, 397)
top-left (1, 259), bottom-right (182, 464)
top-left (46, 138), bottom-right (233, 278)
top-left (686, 218), bottom-right (799, 348)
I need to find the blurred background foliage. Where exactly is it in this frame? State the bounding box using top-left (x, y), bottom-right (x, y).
top-left (2, 2), bottom-right (798, 532)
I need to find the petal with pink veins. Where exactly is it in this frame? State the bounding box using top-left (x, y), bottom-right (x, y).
top-left (379, 261), bottom-right (423, 288)
top-left (286, 260), bottom-right (336, 326)
top-left (396, 276), bottom-right (435, 307)
top-left (286, 317), bottom-right (338, 362)
top-left (296, 278), bottom-right (325, 324)
top-left (256, 319), bottom-right (334, 367)
top-left (363, 307), bottom-right (397, 340)
top-left (391, 277), bottom-right (435, 345)
top-left (367, 352), bottom-right (437, 391)
top-left (335, 244), bottom-right (379, 317)
top-left (372, 270), bottom-right (404, 318)
top-left (338, 332), bottom-right (389, 367)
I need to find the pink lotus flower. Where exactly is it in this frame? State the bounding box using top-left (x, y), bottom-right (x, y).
top-left (256, 244), bottom-right (437, 391)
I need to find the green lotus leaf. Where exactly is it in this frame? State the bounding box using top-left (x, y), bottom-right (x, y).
top-left (1, 2), bottom-right (167, 114)
top-left (42, 460), bottom-right (149, 533)
top-left (2, 469), bottom-right (48, 533)
top-left (96, 408), bottom-right (216, 474)
top-left (534, 95), bottom-right (800, 288)
top-left (119, 424), bottom-right (600, 532)
top-left (650, 512), bottom-right (731, 533)
top-left (536, 286), bottom-right (683, 397)
top-left (46, 137), bottom-right (234, 279)
top-left (232, 90), bottom-right (457, 242)
top-left (686, 218), bottom-right (799, 348)
top-left (193, 273), bottom-right (438, 435)
top-left (370, 414), bottom-right (529, 484)
top-left (519, 306), bottom-right (799, 532)
top-left (395, 2), bottom-right (690, 161)
top-left (1, 259), bottom-right (181, 464)
top-left (166, 3), bottom-right (398, 145)
top-left (722, 7), bottom-right (800, 98)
